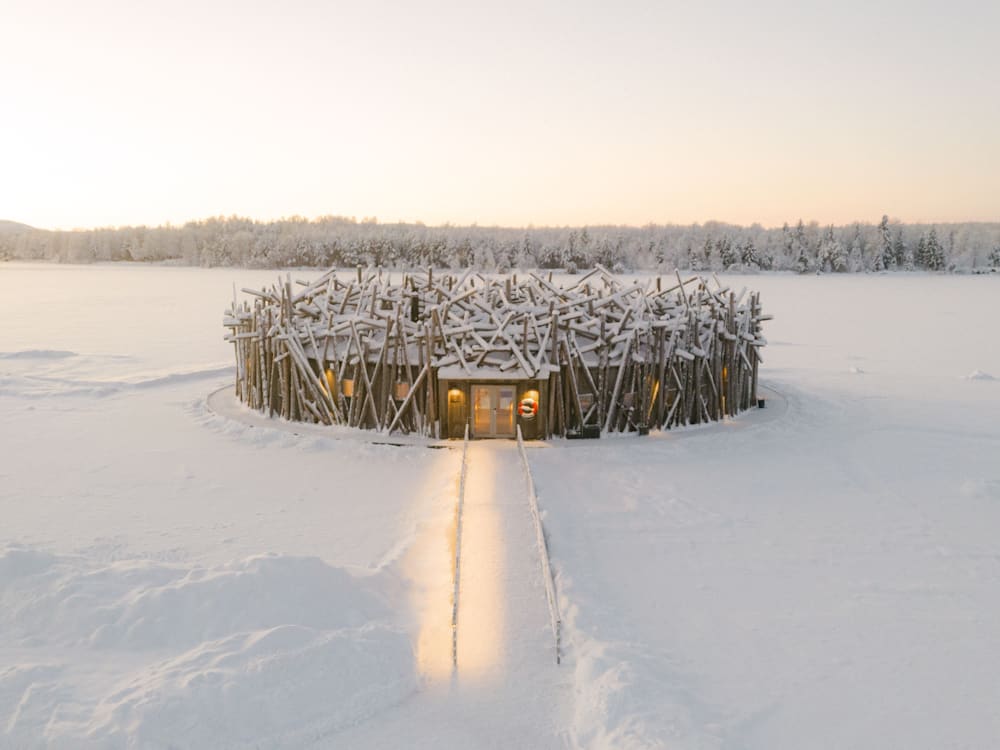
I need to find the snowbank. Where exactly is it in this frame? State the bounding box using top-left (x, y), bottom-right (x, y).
top-left (0, 547), bottom-right (416, 748)
top-left (566, 608), bottom-right (725, 750)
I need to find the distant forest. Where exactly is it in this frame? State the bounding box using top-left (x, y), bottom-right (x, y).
top-left (2, 216), bottom-right (999, 273)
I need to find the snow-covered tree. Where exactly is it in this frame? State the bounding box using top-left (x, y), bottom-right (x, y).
top-left (740, 239), bottom-right (760, 269)
top-left (894, 230), bottom-right (910, 270)
top-left (915, 234), bottom-right (928, 269)
top-left (878, 215), bottom-right (895, 270)
top-left (924, 227), bottom-right (945, 270)
top-left (717, 236), bottom-right (737, 269)
top-left (701, 237), bottom-right (715, 270)
top-left (847, 226), bottom-right (866, 272)
top-left (2, 214), bottom-right (998, 273)
top-left (818, 226), bottom-right (846, 272)
top-left (791, 221), bottom-right (811, 273)
top-left (686, 244), bottom-right (701, 272)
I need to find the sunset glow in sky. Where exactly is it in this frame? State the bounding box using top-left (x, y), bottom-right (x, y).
top-left (3, 0), bottom-right (999, 230)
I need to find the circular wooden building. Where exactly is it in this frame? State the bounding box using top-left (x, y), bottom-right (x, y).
top-left (223, 266), bottom-right (768, 439)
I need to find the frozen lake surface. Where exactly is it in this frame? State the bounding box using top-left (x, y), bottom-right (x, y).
top-left (1, 263), bottom-right (998, 748)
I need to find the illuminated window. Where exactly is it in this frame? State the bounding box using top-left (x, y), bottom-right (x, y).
top-left (341, 378), bottom-right (354, 397)
top-left (395, 382), bottom-right (410, 400)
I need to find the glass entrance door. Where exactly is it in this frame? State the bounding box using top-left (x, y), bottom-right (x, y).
top-left (472, 385), bottom-right (516, 438)
top-left (495, 386), bottom-right (515, 436)
top-left (473, 386), bottom-right (493, 435)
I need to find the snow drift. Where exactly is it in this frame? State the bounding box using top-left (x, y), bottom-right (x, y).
top-left (0, 547), bottom-right (416, 748)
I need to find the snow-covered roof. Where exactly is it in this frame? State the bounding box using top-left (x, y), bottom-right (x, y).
top-left (224, 265), bottom-right (767, 378)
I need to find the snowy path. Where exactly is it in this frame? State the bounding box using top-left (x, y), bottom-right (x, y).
top-left (456, 442), bottom-right (557, 675)
top-left (329, 441), bottom-right (573, 749)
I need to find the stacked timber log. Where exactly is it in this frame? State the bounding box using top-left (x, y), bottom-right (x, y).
top-left (223, 265), bottom-right (770, 437)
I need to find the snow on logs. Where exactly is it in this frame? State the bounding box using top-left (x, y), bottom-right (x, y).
top-left (223, 266), bottom-right (769, 438)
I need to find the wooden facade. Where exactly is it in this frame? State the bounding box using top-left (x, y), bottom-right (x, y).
top-left (223, 266), bottom-right (769, 439)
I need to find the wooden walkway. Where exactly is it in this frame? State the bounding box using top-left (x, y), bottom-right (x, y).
top-left (329, 441), bottom-right (572, 748)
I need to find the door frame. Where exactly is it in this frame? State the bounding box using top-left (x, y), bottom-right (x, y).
top-left (472, 384), bottom-right (516, 438)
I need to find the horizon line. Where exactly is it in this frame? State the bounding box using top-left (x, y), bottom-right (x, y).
top-left (8, 213), bottom-right (1000, 234)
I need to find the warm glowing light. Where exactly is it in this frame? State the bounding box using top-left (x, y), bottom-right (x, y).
top-left (405, 448), bottom-right (463, 682)
top-left (454, 445), bottom-right (504, 676)
top-left (341, 378), bottom-right (354, 397)
top-left (406, 443), bottom-right (505, 681)
top-left (647, 380), bottom-right (660, 421)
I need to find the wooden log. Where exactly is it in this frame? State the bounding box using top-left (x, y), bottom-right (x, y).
top-left (560, 339), bottom-right (585, 428)
top-left (348, 323), bottom-right (380, 429)
top-left (424, 325), bottom-right (437, 437)
top-left (603, 331), bottom-right (632, 433)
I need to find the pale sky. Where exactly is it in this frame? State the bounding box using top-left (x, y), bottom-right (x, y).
top-left (3, 0), bottom-right (998, 230)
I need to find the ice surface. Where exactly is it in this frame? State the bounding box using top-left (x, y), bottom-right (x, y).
top-left (1, 263), bottom-right (999, 748)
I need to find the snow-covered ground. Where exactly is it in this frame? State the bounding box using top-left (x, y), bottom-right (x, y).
top-left (1, 263), bottom-right (998, 748)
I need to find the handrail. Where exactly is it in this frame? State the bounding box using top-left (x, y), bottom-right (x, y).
top-left (516, 425), bottom-right (562, 665)
top-left (451, 423), bottom-right (470, 669)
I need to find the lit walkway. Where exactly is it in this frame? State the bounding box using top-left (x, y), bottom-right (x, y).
top-left (456, 441), bottom-right (554, 676)
top-left (328, 441), bottom-right (571, 749)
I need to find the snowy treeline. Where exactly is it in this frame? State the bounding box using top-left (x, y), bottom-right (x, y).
top-left (2, 215), bottom-right (999, 272)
